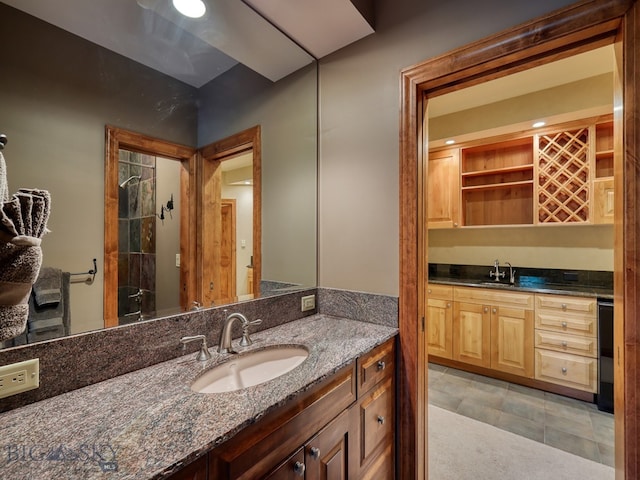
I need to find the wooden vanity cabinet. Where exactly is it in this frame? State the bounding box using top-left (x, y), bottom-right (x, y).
top-left (167, 338), bottom-right (397, 480)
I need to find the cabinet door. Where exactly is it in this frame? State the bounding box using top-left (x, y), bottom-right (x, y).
top-left (427, 148), bottom-right (460, 228)
top-left (453, 302), bottom-right (490, 367)
top-left (490, 306), bottom-right (534, 378)
top-left (593, 178), bottom-right (614, 224)
top-left (305, 409), bottom-right (354, 480)
top-left (265, 449), bottom-right (305, 480)
top-left (427, 298), bottom-right (453, 359)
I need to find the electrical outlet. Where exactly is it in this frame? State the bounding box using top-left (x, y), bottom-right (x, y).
top-left (301, 295), bottom-right (316, 312)
top-left (0, 359), bottom-right (39, 399)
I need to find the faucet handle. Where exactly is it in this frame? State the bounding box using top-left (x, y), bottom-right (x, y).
top-left (180, 334), bottom-right (212, 361)
top-left (239, 318), bottom-right (262, 347)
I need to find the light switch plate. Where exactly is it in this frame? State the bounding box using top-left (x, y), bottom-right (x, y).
top-left (301, 295), bottom-right (316, 312)
top-left (0, 358), bottom-right (39, 399)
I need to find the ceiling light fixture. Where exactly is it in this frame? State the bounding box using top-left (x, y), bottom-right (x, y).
top-left (172, 0), bottom-right (206, 18)
top-left (445, 139), bottom-right (456, 145)
top-left (532, 121), bottom-right (546, 128)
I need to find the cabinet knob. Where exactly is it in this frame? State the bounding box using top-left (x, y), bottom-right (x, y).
top-left (309, 447), bottom-right (320, 460)
top-left (492, 308), bottom-right (497, 314)
top-left (484, 307), bottom-right (489, 313)
top-left (428, 289), bottom-right (432, 294)
top-left (377, 415), bottom-right (386, 425)
top-left (447, 302), bottom-right (451, 308)
top-left (293, 461), bottom-right (306, 476)
top-left (561, 367), bottom-right (568, 374)
top-left (561, 341), bottom-right (568, 348)
top-left (454, 222), bottom-right (459, 227)
top-left (377, 360), bottom-right (386, 371)
top-left (561, 321), bottom-right (568, 328)
top-left (561, 303), bottom-right (567, 310)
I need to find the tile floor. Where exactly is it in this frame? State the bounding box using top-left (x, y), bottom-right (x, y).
top-left (428, 363), bottom-right (615, 466)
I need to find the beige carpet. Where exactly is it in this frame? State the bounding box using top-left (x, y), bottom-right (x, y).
top-left (428, 405), bottom-right (614, 480)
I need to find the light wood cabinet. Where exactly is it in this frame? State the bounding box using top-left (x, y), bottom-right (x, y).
top-left (426, 284), bottom-right (453, 359)
top-left (428, 115), bottom-right (615, 227)
top-left (452, 287), bottom-right (534, 378)
top-left (534, 293), bottom-right (598, 392)
top-left (427, 148), bottom-right (460, 228)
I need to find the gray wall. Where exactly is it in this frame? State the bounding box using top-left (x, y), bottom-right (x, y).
top-left (0, 4), bottom-right (198, 333)
top-left (318, 0), bottom-right (578, 296)
top-left (198, 63), bottom-right (318, 288)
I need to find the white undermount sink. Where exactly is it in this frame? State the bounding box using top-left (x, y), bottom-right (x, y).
top-left (190, 345), bottom-right (309, 394)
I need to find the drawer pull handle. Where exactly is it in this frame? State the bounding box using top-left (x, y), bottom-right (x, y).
top-left (377, 415), bottom-right (386, 425)
top-left (377, 360), bottom-right (386, 371)
top-left (561, 367), bottom-right (568, 374)
top-left (561, 303), bottom-right (567, 310)
top-left (294, 461), bottom-right (306, 476)
top-left (561, 341), bottom-right (568, 348)
top-left (561, 321), bottom-right (568, 328)
top-left (309, 447), bottom-right (321, 460)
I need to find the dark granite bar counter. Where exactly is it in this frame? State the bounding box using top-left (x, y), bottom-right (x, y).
top-left (428, 263), bottom-right (613, 299)
top-left (0, 315), bottom-right (398, 480)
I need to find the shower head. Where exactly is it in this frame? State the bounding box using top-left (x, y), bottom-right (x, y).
top-left (119, 175), bottom-right (141, 188)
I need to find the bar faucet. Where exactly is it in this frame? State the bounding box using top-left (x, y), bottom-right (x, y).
top-left (489, 259), bottom-right (505, 281)
top-left (505, 262), bottom-right (516, 284)
top-left (180, 334), bottom-right (212, 361)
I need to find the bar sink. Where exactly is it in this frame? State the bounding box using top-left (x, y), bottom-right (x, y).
top-left (190, 345), bottom-right (309, 393)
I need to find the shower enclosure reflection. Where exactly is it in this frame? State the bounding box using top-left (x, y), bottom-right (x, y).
top-left (117, 150), bottom-right (181, 323)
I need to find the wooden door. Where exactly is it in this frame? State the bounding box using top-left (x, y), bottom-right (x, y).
top-left (305, 409), bottom-right (353, 480)
top-left (426, 298), bottom-right (453, 359)
top-left (453, 302), bottom-right (490, 367)
top-left (427, 148), bottom-right (460, 228)
top-left (490, 306), bottom-right (534, 378)
top-left (218, 199), bottom-right (236, 304)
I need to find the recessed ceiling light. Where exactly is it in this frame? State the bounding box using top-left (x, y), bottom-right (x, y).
top-left (532, 121), bottom-right (546, 128)
top-left (172, 0), bottom-right (206, 18)
top-left (445, 139), bottom-right (456, 145)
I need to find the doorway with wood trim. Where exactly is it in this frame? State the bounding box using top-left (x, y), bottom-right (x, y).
top-left (398, 1), bottom-right (640, 479)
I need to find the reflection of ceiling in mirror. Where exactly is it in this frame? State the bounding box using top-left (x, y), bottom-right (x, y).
top-left (2, 0), bottom-right (374, 86)
top-left (429, 45), bottom-right (614, 117)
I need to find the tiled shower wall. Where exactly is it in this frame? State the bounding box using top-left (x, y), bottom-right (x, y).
top-left (118, 150), bottom-right (156, 321)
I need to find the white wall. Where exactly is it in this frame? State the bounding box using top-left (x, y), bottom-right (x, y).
top-left (318, 0), bottom-right (579, 295)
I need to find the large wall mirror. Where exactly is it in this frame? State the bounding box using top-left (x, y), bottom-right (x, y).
top-left (0, 0), bottom-right (318, 347)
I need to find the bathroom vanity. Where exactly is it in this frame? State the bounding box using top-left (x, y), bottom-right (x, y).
top-left (0, 315), bottom-right (397, 479)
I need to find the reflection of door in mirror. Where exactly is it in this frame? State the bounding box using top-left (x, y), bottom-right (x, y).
top-left (199, 126), bottom-right (261, 307)
top-left (104, 126), bottom-right (197, 328)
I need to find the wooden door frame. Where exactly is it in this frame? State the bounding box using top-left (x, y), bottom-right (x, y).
top-left (199, 126), bottom-right (262, 305)
top-left (398, 0), bottom-right (639, 478)
top-left (104, 126), bottom-right (197, 327)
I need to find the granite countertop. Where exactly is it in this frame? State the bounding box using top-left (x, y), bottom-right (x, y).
top-left (0, 315), bottom-right (398, 480)
top-left (429, 277), bottom-right (614, 299)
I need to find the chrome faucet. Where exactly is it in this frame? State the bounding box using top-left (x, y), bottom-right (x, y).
top-left (505, 262), bottom-right (516, 284)
top-left (180, 334), bottom-right (212, 361)
top-left (218, 311), bottom-right (262, 354)
top-left (489, 259), bottom-right (505, 281)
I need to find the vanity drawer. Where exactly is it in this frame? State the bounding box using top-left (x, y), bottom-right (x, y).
top-left (427, 284), bottom-right (453, 300)
top-left (359, 377), bottom-right (394, 468)
top-left (535, 349), bottom-right (597, 392)
top-left (535, 311), bottom-right (597, 337)
top-left (535, 294), bottom-right (596, 316)
top-left (358, 338), bottom-right (394, 396)
top-left (534, 330), bottom-right (597, 357)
